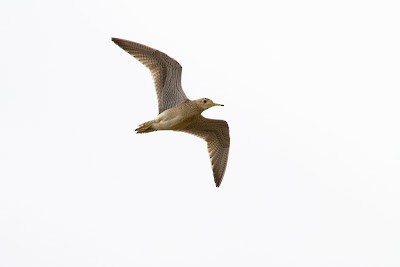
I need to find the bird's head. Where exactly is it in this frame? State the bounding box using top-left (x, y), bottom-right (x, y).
top-left (195, 98), bottom-right (224, 111)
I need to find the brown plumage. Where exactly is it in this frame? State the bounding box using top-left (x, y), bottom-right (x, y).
top-left (112, 38), bottom-right (230, 187)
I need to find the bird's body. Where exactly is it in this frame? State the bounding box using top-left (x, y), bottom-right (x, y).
top-left (112, 38), bottom-right (230, 187)
top-left (139, 100), bottom-right (201, 132)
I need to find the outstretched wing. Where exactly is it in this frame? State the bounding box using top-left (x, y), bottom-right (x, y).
top-left (179, 115), bottom-right (230, 187)
top-left (112, 38), bottom-right (188, 113)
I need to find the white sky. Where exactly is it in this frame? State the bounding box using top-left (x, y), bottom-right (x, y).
top-left (1, 1), bottom-right (400, 266)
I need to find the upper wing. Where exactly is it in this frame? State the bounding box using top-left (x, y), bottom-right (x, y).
top-left (179, 115), bottom-right (230, 187)
top-left (112, 38), bottom-right (188, 113)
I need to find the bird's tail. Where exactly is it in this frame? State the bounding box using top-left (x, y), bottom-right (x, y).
top-left (135, 120), bottom-right (156, 134)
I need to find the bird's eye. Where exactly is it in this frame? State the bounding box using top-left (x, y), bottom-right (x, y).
top-left (203, 100), bottom-right (207, 103)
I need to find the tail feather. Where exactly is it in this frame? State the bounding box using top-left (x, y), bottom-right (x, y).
top-left (135, 120), bottom-right (156, 133)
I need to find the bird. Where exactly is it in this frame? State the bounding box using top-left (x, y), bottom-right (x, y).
top-left (112, 38), bottom-right (230, 187)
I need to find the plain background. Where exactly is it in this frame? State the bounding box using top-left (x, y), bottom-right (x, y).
top-left (1, 1), bottom-right (399, 266)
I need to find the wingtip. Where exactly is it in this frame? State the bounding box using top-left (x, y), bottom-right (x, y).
top-left (111, 37), bottom-right (124, 43)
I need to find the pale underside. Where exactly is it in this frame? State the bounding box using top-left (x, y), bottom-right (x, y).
top-left (112, 38), bottom-right (230, 187)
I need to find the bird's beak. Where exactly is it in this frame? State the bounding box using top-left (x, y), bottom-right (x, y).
top-left (213, 103), bottom-right (224, 107)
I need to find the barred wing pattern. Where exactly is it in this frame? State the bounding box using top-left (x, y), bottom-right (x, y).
top-left (112, 38), bottom-right (188, 113)
top-left (180, 115), bottom-right (230, 187)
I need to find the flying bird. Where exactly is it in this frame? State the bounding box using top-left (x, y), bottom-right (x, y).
top-left (112, 38), bottom-right (230, 187)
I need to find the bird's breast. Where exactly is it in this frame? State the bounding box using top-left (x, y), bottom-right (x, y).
top-left (153, 111), bottom-right (190, 130)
